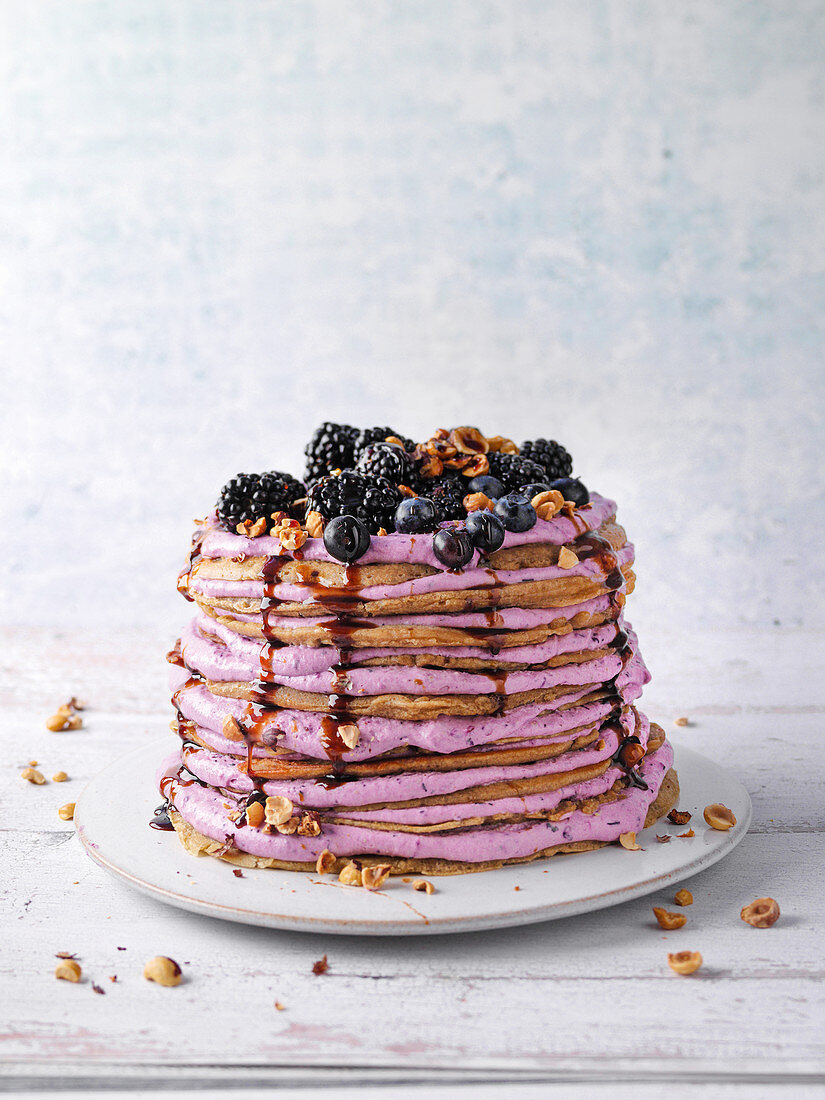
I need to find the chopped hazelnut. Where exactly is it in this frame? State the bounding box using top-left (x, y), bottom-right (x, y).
top-left (52, 771), bottom-right (69, 783)
top-left (362, 864), bottom-right (392, 891)
top-left (278, 526), bottom-right (308, 551)
top-left (674, 716), bottom-right (689, 727)
top-left (58, 803), bottom-right (76, 821)
top-left (655, 834), bottom-right (672, 843)
top-left (619, 832), bottom-right (642, 851)
top-left (412, 879), bottom-right (435, 894)
top-left (66, 714), bottom-right (83, 729)
top-left (55, 959), bottom-right (82, 982)
top-left (703, 803), bottom-right (736, 830)
top-left (276, 817), bottom-right (299, 835)
top-left (305, 510), bottom-right (325, 538)
top-left (311, 955), bottom-right (329, 975)
top-left (668, 809), bottom-right (692, 825)
top-left (653, 907), bottom-right (687, 930)
top-left (143, 956), bottom-right (182, 987)
top-left (245, 801), bottom-right (265, 828)
top-left (531, 490), bottom-right (565, 520)
top-left (667, 950), bottom-right (702, 975)
top-left (264, 795), bottom-right (294, 826)
top-left (69, 696), bottom-right (86, 711)
top-left (449, 426), bottom-right (488, 455)
top-left (485, 435), bottom-right (518, 454)
top-left (338, 723), bottom-right (359, 750)
top-left (315, 849), bottom-right (336, 875)
top-left (46, 713), bottom-right (68, 731)
top-left (674, 889), bottom-right (693, 906)
top-left (740, 897), bottom-right (780, 928)
top-left (557, 546), bottom-right (579, 569)
top-left (459, 453), bottom-right (490, 478)
top-left (677, 829), bottom-right (695, 838)
top-left (248, 517), bottom-right (268, 537)
top-left (21, 767), bottom-right (46, 785)
top-left (338, 861), bottom-right (362, 886)
top-left (297, 812), bottom-right (321, 837)
top-left (274, 1000), bottom-right (286, 1011)
top-left (222, 715), bottom-right (245, 741)
top-left (463, 492), bottom-right (493, 512)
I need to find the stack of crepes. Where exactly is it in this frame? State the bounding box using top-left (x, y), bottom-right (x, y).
top-left (160, 490), bottom-right (678, 876)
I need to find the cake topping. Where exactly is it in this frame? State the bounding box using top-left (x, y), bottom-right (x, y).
top-left (432, 526), bottom-right (475, 569)
top-left (519, 438), bottom-right (573, 481)
top-left (307, 470), bottom-right (401, 534)
top-left (394, 496), bottom-right (438, 534)
top-left (493, 492), bottom-right (539, 533)
top-left (304, 422), bottom-right (359, 483)
top-left (323, 514), bottom-right (372, 562)
top-left (217, 471), bottom-right (305, 534)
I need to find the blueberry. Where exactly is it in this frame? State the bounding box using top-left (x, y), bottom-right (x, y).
top-left (323, 514), bottom-right (371, 562)
top-left (467, 475), bottom-right (506, 500)
top-left (520, 482), bottom-right (551, 499)
top-left (493, 493), bottom-right (537, 533)
top-left (549, 477), bottom-right (590, 507)
top-left (394, 496), bottom-right (437, 534)
top-left (432, 526), bottom-right (475, 569)
top-left (465, 510), bottom-right (506, 553)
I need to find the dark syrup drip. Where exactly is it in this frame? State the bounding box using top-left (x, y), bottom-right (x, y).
top-left (572, 532), bottom-right (624, 591)
top-left (149, 802), bottom-right (174, 830)
top-left (605, 714), bottom-right (649, 791)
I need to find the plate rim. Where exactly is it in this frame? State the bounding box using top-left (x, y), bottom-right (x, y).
top-left (74, 740), bottom-right (752, 936)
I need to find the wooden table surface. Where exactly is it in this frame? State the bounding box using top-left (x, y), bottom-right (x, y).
top-left (2, 625), bottom-right (823, 1096)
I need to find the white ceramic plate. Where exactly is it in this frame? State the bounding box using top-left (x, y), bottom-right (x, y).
top-left (74, 741), bottom-right (750, 936)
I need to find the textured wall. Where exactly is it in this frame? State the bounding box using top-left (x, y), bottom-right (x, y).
top-left (1, 1), bottom-right (823, 638)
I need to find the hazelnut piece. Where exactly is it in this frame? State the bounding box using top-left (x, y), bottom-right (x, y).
top-left (653, 907), bottom-right (687, 930)
top-left (315, 849), bottom-right (336, 875)
top-left (222, 715), bottom-right (245, 742)
top-left (667, 951), bottom-right (702, 975)
top-left (667, 809), bottom-right (692, 825)
top-left (55, 959), bottom-right (82, 982)
top-left (703, 803), bottom-right (736, 830)
top-left (296, 812), bottom-right (321, 837)
top-left (463, 492), bottom-right (493, 513)
top-left (338, 861), bottom-right (362, 886)
top-left (245, 800), bottom-right (265, 828)
top-left (362, 864), bottom-right (392, 891)
top-left (674, 889), bottom-right (693, 906)
top-left (338, 723), bottom-right (359, 750)
top-left (412, 879), bottom-right (435, 894)
top-left (485, 435), bottom-right (518, 454)
top-left (557, 546), bottom-right (579, 569)
top-left (306, 510), bottom-right (325, 538)
top-left (58, 803), bottom-right (76, 821)
top-left (619, 832), bottom-right (642, 850)
top-left (740, 897), bottom-right (780, 928)
top-left (264, 795), bottom-right (294, 826)
top-left (21, 767), bottom-right (46, 785)
top-left (52, 771), bottom-right (69, 783)
top-left (143, 956), bottom-right (183, 987)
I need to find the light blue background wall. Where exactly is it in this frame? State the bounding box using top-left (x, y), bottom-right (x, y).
top-left (1, 1), bottom-right (823, 639)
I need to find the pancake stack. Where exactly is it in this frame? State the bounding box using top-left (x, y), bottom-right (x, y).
top-left (158, 425), bottom-right (677, 875)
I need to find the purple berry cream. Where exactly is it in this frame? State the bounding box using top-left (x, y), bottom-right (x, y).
top-left (156, 425), bottom-right (678, 875)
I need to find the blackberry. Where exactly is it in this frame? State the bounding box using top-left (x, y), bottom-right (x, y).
top-left (519, 438), bottom-right (573, 481)
top-left (217, 471), bottom-right (305, 533)
top-left (485, 452), bottom-right (547, 492)
top-left (307, 470), bottom-right (402, 534)
top-left (427, 476), bottom-right (468, 522)
top-left (353, 426), bottom-right (415, 459)
top-left (304, 422), bottom-right (359, 485)
top-left (355, 442), bottom-right (413, 485)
